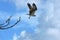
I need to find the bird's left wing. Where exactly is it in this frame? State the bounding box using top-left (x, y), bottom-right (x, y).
top-left (27, 3), bottom-right (32, 10)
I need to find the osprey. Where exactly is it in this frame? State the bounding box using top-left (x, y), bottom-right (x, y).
top-left (27, 3), bottom-right (37, 19)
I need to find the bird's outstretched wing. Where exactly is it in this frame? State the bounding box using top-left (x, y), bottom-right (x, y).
top-left (32, 3), bottom-right (37, 10)
top-left (27, 3), bottom-right (32, 10)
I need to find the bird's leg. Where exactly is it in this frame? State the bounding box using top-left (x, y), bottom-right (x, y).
top-left (29, 16), bottom-right (31, 19)
top-left (33, 15), bottom-right (36, 16)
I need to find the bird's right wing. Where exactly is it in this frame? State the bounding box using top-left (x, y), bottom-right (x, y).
top-left (33, 3), bottom-right (37, 10)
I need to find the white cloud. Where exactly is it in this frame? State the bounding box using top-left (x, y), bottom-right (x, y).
top-left (37, 0), bottom-right (60, 40)
top-left (13, 30), bottom-right (32, 40)
top-left (19, 30), bottom-right (26, 38)
top-left (13, 33), bottom-right (18, 40)
top-left (13, 29), bottom-right (41, 40)
top-left (46, 28), bottom-right (60, 36)
top-left (46, 28), bottom-right (60, 40)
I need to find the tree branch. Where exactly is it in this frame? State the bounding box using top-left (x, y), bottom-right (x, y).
top-left (0, 16), bottom-right (21, 30)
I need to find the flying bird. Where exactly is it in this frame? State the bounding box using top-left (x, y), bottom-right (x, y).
top-left (27, 3), bottom-right (37, 19)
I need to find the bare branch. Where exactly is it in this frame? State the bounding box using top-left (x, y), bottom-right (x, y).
top-left (0, 17), bottom-right (21, 30)
top-left (0, 16), bottom-right (12, 26)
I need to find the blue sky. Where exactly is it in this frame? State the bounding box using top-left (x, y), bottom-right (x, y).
top-left (0, 0), bottom-right (60, 40)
